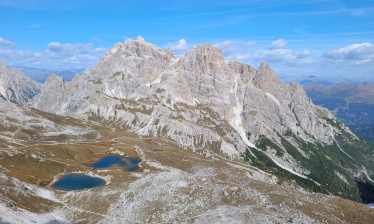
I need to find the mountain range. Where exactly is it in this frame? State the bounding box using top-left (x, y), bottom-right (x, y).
top-left (281, 74), bottom-right (371, 86)
top-left (1, 36), bottom-right (374, 223)
top-left (10, 66), bottom-right (85, 83)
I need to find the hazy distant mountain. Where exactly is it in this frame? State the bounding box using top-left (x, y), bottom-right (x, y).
top-left (297, 75), bottom-right (334, 86)
top-left (304, 82), bottom-right (374, 142)
top-left (304, 82), bottom-right (374, 124)
top-left (1, 37), bottom-right (374, 223)
top-left (10, 66), bottom-right (84, 83)
top-left (281, 74), bottom-right (366, 86)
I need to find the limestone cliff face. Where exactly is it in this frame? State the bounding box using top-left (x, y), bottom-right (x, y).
top-left (31, 74), bottom-right (69, 114)
top-left (29, 38), bottom-right (343, 156)
top-left (244, 62), bottom-right (335, 145)
top-left (0, 61), bottom-right (41, 105)
top-left (1, 36), bottom-right (373, 206)
top-left (0, 37), bottom-right (364, 202)
top-left (28, 38), bottom-right (374, 190)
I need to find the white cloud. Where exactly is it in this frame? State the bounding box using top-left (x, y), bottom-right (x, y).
top-left (166, 38), bottom-right (188, 51)
top-left (44, 42), bottom-right (106, 68)
top-left (0, 37), bottom-right (14, 48)
top-left (323, 43), bottom-right (374, 60)
top-left (269, 39), bottom-right (287, 49)
top-left (92, 47), bottom-right (107, 53)
top-left (322, 42), bottom-right (374, 65)
top-left (164, 38), bottom-right (191, 56)
top-left (0, 48), bottom-right (35, 58)
top-left (0, 39), bottom-right (107, 70)
top-left (214, 40), bottom-right (255, 59)
top-left (236, 39), bottom-right (312, 65)
top-left (46, 42), bottom-right (93, 56)
top-left (238, 48), bottom-right (312, 64)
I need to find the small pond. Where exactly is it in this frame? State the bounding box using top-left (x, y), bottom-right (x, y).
top-left (51, 173), bottom-right (106, 191)
top-left (91, 156), bottom-right (141, 172)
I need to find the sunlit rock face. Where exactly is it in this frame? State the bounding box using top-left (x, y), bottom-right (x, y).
top-left (1, 38), bottom-right (374, 223)
top-left (28, 37), bottom-right (374, 199)
top-left (0, 61), bottom-right (41, 105)
top-left (29, 37), bottom-right (337, 158)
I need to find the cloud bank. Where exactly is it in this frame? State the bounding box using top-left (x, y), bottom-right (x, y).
top-left (0, 37), bottom-right (14, 48)
top-left (269, 39), bottom-right (287, 50)
top-left (323, 42), bottom-right (374, 65)
top-left (235, 39), bottom-right (313, 65)
top-left (0, 37), bottom-right (106, 70)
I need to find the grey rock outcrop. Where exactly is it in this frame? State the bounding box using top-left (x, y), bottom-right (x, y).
top-left (0, 36), bottom-right (365, 204)
top-left (0, 61), bottom-right (41, 105)
top-left (31, 74), bottom-right (69, 114)
top-left (29, 38), bottom-right (343, 157)
top-left (29, 37), bottom-right (373, 189)
top-left (244, 62), bottom-right (335, 145)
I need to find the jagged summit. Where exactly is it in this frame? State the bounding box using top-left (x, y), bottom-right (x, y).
top-left (45, 73), bottom-right (65, 83)
top-left (136, 35), bottom-right (145, 42)
top-left (124, 35), bottom-right (146, 44)
top-left (179, 44), bottom-right (225, 73)
top-left (0, 60), bottom-right (41, 105)
top-left (90, 37), bottom-right (176, 85)
top-left (253, 61), bottom-right (285, 95)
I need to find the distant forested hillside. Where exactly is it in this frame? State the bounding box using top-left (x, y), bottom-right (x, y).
top-left (304, 82), bottom-right (374, 143)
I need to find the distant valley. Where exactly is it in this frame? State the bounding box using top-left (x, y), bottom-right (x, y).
top-left (304, 82), bottom-right (374, 142)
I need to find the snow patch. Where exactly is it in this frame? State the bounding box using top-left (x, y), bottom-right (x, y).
top-left (334, 138), bottom-right (355, 161)
top-left (334, 171), bottom-right (349, 184)
top-left (268, 157), bottom-right (308, 179)
top-left (230, 78), bottom-right (256, 157)
top-left (265, 92), bottom-right (280, 106)
top-left (364, 170), bottom-right (374, 183)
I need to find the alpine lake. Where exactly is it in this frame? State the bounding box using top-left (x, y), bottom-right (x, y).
top-left (51, 156), bottom-right (141, 191)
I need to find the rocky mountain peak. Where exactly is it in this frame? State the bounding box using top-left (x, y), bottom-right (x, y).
top-left (0, 60), bottom-right (41, 105)
top-left (253, 61), bottom-right (285, 96)
top-left (118, 36), bottom-right (175, 59)
top-left (30, 73), bottom-right (68, 114)
top-left (45, 73), bottom-right (64, 83)
top-left (136, 35), bottom-right (145, 43)
top-left (89, 38), bottom-right (175, 84)
top-left (227, 61), bottom-right (256, 85)
top-left (290, 81), bottom-right (307, 97)
top-left (179, 44), bottom-right (225, 73)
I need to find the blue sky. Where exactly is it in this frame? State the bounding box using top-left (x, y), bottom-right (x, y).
top-left (0, 0), bottom-right (373, 81)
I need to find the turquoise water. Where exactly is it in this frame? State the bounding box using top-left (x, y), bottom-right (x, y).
top-left (91, 156), bottom-right (141, 171)
top-left (51, 173), bottom-right (106, 191)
